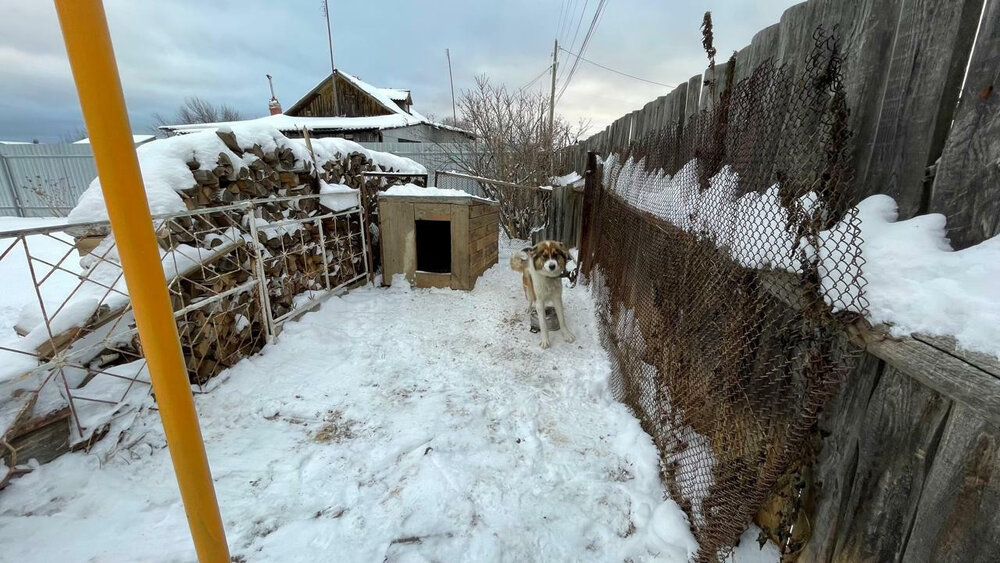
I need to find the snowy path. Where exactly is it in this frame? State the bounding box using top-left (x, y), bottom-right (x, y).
top-left (0, 243), bottom-right (697, 562)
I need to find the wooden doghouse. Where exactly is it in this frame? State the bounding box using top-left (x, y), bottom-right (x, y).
top-left (378, 189), bottom-right (499, 290)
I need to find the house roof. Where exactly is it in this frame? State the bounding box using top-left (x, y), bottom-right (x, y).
top-left (283, 71), bottom-right (413, 117)
top-left (74, 134), bottom-right (156, 146)
top-left (160, 113), bottom-right (474, 138)
top-left (382, 88), bottom-right (411, 102)
top-left (160, 69), bottom-right (472, 139)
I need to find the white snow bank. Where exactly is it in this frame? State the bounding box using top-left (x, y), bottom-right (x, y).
top-left (553, 171), bottom-right (584, 186)
top-left (605, 155), bottom-right (1000, 358)
top-left (382, 183), bottom-right (494, 201)
top-left (0, 241), bottom-right (697, 562)
top-left (298, 136), bottom-right (427, 175)
top-left (68, 124), bottom-right (424, 223)
top-left (317, 181), bottom-right (360, 212)
top-left (856, 195), bottom-right (1000, 358)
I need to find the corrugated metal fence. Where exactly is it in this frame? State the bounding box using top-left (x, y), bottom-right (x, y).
top-left (0, 142), bottom-right (477, 217)
top-left (0, 144), bottom-right (98, 217)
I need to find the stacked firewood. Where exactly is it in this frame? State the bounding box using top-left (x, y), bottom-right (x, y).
top-left (64, 130), bottom-right (413, 386)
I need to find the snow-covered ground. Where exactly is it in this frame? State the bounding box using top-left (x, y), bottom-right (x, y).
top-left (0, 239), bottom-right (709, 562)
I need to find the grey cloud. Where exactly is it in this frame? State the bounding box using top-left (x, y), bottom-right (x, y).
top-left (0, 0), bottom-right (799, 143)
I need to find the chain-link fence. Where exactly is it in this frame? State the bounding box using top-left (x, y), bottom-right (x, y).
top-left (579, 28), bottom-right (867, 560)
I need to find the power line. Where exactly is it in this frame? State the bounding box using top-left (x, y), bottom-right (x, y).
top-left (558, 46), bottom-right (675, 88)
top-left (559, 0), bottom-right (590, 84)
top-left (554, 0), bottom-right (567, 41)
top-left (558, 0), bottom-right (578, 46)
top-left (557, 0), bottom-right (605, 98)
top-left (520, 63), bottom-right (554, 91)
top-left (556, 0), bottom-right (609, 102)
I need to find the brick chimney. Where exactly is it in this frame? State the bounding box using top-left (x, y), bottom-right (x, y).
top-left (266, 74), bottom-right (282, 115)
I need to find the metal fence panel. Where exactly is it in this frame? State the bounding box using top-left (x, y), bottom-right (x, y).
top-left (0, 144), bottom-right (98, 217)
top-left (0, 142), bottom-right (479, 218)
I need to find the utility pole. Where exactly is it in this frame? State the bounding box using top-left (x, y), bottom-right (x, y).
top-left (446, 48), bottom-right (457, 123)
top-left (322, 0), bottom-right (340, 116)
top-left (548, 39), bottom-right (558, 175)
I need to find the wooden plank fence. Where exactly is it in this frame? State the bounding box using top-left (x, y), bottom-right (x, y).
top-left (564, 0), bottom-right (1000, 560)
top-left (566, 0), bottom-right (998, 247)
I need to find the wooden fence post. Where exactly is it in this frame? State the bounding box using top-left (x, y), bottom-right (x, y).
top-left (579, 152), bottom-right (599, 277)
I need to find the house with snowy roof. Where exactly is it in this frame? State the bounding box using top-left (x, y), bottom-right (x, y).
top-left (159, 70), bottom-right (475, 144)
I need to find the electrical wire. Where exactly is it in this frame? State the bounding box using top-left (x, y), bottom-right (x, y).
top-left (520, 64), bottom-right (554, 91)
top-left (556, 0), bottom-right (609, 102)
top-left (559, 0), bottom-right (590, 84)
top-left (554, 0), bottom-right (567, 42)
top-left (558, 46), bottom-right (675, 88)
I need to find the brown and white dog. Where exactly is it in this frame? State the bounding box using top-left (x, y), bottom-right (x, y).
top-left (509, 240), bottom-right (575, 349)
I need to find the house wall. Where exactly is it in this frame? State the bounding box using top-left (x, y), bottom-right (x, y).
top-left (289, 74), bottom-right (394, 118)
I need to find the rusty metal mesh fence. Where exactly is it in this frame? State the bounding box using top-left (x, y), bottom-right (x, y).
top-left (579, 29), bottom-right (867, 560)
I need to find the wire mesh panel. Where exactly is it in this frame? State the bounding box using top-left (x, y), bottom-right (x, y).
top-left (579, 29), bottom-right (866, 560)
top-left (1, 194), bottom-right (367, 484)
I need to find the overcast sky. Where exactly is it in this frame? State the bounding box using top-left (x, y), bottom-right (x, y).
top-left (0, 0), bottom-right (800, 143)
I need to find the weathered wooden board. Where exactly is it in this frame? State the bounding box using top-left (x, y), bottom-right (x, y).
top-left (413, 202), bottom-right (454, 221)
top-left (859, 0), bottom-right (985, 218)
top-left (902, 404), bottom-right (1000, 562)
top-left (469, 212), bottom-right (499, 233)
top-left (800, 353), bottom-right (884, 562)
top-left (450, 204), bottom-right (470, 290)
top-left (378, 199), bottom-right (415, 286)
top-left (832, 365), bottom-right (952, 562)
top-left (747, 23), bottom-right (781, 71)
top-left (929, 0), bottom-right (1000, 248)
top-left (862, 331), bottom-right (1000, 429)
top-left (700, 61), bottom-right (731, 111)
top-left (685, 74), bottom-right (702, 120)
top-left (414, 271), bottom-right (450, 289)
top-left (669, 81), bottom-right (688, 127)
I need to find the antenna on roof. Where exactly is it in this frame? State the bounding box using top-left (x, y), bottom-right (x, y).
top-left (321, 0), bottom-right (341, 116)
top-left (446, 49), bottom-right (457, 124)
top-left (266, 74), bottom-right (282, 115)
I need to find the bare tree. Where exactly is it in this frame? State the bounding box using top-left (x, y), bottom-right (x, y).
top-left (153, 97), bottom-right (244, 133)
top-left (440, 75), bottom-right (588, 187)
top-left (433, 76), bottom-right (590, 239)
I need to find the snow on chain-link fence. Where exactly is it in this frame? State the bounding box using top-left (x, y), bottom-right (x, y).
top-left (1, 194), bottom-right (366, 485)
top-left (577, 28), bottom-right (868, 561)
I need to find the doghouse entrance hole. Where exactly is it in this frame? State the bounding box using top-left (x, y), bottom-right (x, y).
top-left (415, 220), bottom-right (451, 273)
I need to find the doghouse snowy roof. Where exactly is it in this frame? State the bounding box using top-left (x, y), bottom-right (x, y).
top-left (380, 184), bottom-right (498, 205)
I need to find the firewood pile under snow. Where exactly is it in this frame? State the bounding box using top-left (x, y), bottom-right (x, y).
top-left (0, 126), bottom-right (427, 457)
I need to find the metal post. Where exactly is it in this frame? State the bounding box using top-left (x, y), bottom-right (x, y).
top-left (446, 48), bottom-right (457, 123)
top-left (548, 39), bottom-right (558, 176)
top-left (316, 217), bottom-right (332, 290)
top-left (247, 208), bottom-right (276, 344)
top-left (51, 2), bottom-right (230, 561)
top-left (322, 0), bottom-right (340, 116)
